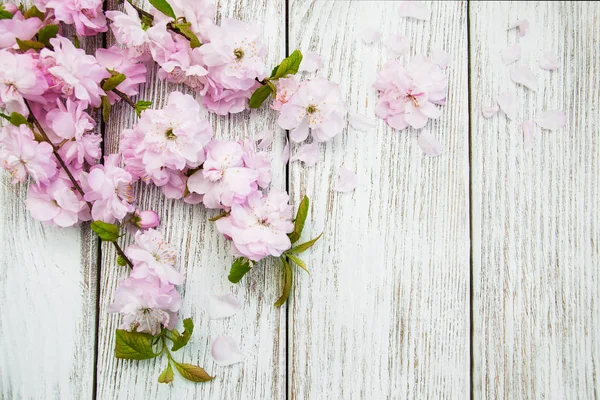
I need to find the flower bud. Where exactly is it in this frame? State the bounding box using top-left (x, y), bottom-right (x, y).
top-left (132, 210), bottom-right (160, 229)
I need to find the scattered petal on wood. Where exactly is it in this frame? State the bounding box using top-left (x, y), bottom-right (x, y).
top-left (211, 336), bottom-right (245, 366)
top-left (481, 104), bottom-right (499, 119)
top-left (256, 128), bottom-right (274, 150)
top-left (332, 167), bottom-right (358, 192)
top-left (508, 19), bottom-right (529, 37)
top-left (431, 49), bottom-right (451, 69)
top-left (510, 66), bottom-right (538, 91)
top-left (416, 130), bottom-right (442, 157)
top-left (535, 110), bottom-right (566, 130)
top-left (299, 51), bottom-right (322, 73)
top-left (206, 293), bottom-right (242, 320)
top-left (384, 34), bottom-right (410, 57)
top-left (291, 143), bottom-right (319, 166)
top-left (398, 1), bottom-right (430, 20)
top-left (522, 121), bottom-right (536, 150)
top-left (496, 92), bottom-right (517, 120)
top-left (360, 26), bottom-right (382, 44)
top-left (538, 52), bottom-right (560, 70)
top-left (282, 139), bottom-right (290, 164)
top-left (501, 43), bottom-right (521, 65)
top-left (349, 113), bottom-right (376, 132)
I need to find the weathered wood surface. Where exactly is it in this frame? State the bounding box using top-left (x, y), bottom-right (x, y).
top-left (470, 1), bottom-right (600, 399)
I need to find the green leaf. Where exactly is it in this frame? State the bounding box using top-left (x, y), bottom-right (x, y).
top-left (0, 112), bottom-right (29, 127)
top-left (101, 96), bottom-right (111, 123)
top-left (23, 5), bottom-right (44, 20)
top-left (228, 258), bottom-right (252, 283)
top-left (0, 5), bottom-right (14, 19)
top-left (248, 84), bottom-right (272, 109)
top-left (173, 361), bottom-right (214, 382)
top-left (274, 257), bottom-right (293, 307)
top-left (287, 254), bottom-right (309, 274)
top-left (91, 220), bottom-right (119, 242)
top-left (16, 38), bottom-right (44, 51)
top-left (102, 71), bottom-right (127, 92)
top-left (73, 35), bottom-right (80, 49)
top-left (115, 330), bottom-right (158, 360)
top-left (158, 362), bottom-right (174, 384)
top-left (37, 24), bottom-right (59, 47)
top-left (148, 0), bottom-right (176, 20)
top-left (270, 50), bottom-right (303, 79)
top-left (172, 22), bottom-right (201, 48)
top-left (288, 232), bottom-right (323, 254)
top-left (288, 195), bottom-right (309, 243)
top-left (116, 256), bottom-right (127, 266)
top-left (171, 318), bottom-right (194, 352)
top-left (135, 100), bottom-right (152, 117)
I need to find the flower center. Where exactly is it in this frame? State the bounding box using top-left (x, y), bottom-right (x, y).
top-left (234, 48), bottom-right (244, 60)
top-left (306, 104), bottom-right (317, 114)
top-left (407, 94), bottom-right (420, 107)
top-left (165, 128), bottom-right (176, 140)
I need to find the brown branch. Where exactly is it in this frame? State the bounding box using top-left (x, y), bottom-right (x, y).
top-left (112, 88), bottom-right (137, 110)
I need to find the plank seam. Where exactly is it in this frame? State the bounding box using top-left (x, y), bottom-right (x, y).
top-left (284, 1), bottom-right (290, 399)
top-left (466, 1), bottom-right (474, 399)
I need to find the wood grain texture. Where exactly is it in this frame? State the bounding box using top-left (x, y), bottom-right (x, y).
top-left (95, 1), bottom-right (287, 399)
top-left (0, 22), bottom-right (99, 400)
top-left (470, 2), bottom-right (600, 398)
top-left (287, 1), bottom-right (470, 398)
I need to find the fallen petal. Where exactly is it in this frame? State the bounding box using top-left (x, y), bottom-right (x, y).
top-left (360, 26), bottom-right (382, 44)
top-left (299, 51), bottom-right (322, 73)
top-left (333, 167), bottom-right (358, 192)
top-left (431, 49), bottom-right (451, 69)
top-left (417, 130), bottom-right (442, 157)
top-left (535, 110), bottom-right (566, 130)
top-left (291, 143), bottom-right (319, 166)
top-left (522, 121), bottom-right (536, 150)
top-left (349, 113), bottom-right (376, 131)
top-left (538, 52), bottom-right (560, 70)
top-left (496, 92), bottom-right (517, 120)
top-left (256, 129), bottom-right (274, 150)
top-left (211, 336), bottom-right (245, 366)
top-left (384, 34), bottom-right (410, 56)
top-left (282, 139), bottom-right (290, 164)
top-left (481, 104), bottom-right (499, 119)
top-left (501, 44), bottom-right (521, 65)
top-left (206, 293), bottom-right (242, 320)
top-left (398, 1), bottom-right (430, 21)
top-left (508, 19), bottom-right (529, 37)
top-left (510, 66), bottom-right (538, 91)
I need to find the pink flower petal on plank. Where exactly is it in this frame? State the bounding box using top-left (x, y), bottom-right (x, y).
top-left (349, 113), bottom-right (376, 132)
top-left (431, 49), bottom-right (451, 69)
top-left (496, 92), bottom-right (517, 120)
top-left (299, 51), bottom-right (322, 73)
top-left (508, 19), bottom-right (529, 37)
top-left (206, 293), bottom-right (242, 320)
top-left (501, 44), bottom-right (521, 65)
top-left (398, 1), bottom-right (430, 21)
top-left (361, 26), bottom-right (382, 44)
top-left (510, 66), bottom-right (538, 91)
top-left (522, 121), bottom-right (536, 150)
top-left (535, 110), bottom-right (566, 130)
top-left (384, 34), bottom-right (410, 56)
top-left (291, 143), bottom-right (319, 166)
top-left (417, 130), bottom-right (442, 157)
top-left (256, 128), bottom-right (274, 150)
top-left (282, 139), bottom-right (290, 164)
top-left (211, 336), bottom-right (245, 366)
top-left (333, 167), bottom-right (358, 192)
top-left (538, 52), bottom-right (559, 70)
top-left (481, 104), bottom-right (499, 119)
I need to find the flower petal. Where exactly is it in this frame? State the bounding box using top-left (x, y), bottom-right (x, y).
top-left (211, 336), bottom-right (245, 366)
top-left (398, 1), bottom-right (430, 21)
top-left (348, 113), bottom-right (376, 132)
top-left (332, 167), bottom-right (358, 192)
top-left (431, 49), bottom-right (451, 69)
top-left (384, 34), bottom-right (410, 57)
top-left (481, 104), bottom-right (499, 119)
top-left (282, 139), bottom-right (290, 164)
top-left (522, 121), bottom-right (536, 150)
top-left (291, 143), bottom-right (319, 166)
top-left (360, 26), bottom-right (382, 44)
top-left (496, 92), bottom-right (517, 120)
top-left (299, 51), bottom-right (322, 73)
top-left (510, 66), bottom-right (538, 91)
top-left (538, 52), bottom-right (559, 70)
top-left (535, 110), bottom-right (566, 130)
top-left (508, 19), bottom-right (529, 37)
top-left (206, 293), bottom-right (242, 320)
top-left (256, 129), bottom-right (274, 150)
top-left (416, 130), bottom-right (442, 157)
top-left (501, 44), bottom-right (521, 65)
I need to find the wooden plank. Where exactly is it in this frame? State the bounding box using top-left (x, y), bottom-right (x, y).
top-left (470, 2), bottom-right (600, 398)
top-left (95, 1), bottom-right (287, 398)
top-left (0, 22), bottom-right (99, 400)
top-left (287, 1), bottom-right (470, 398)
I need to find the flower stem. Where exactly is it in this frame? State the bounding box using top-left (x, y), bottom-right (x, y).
top-left (112, 88), bottom-right (137, 110)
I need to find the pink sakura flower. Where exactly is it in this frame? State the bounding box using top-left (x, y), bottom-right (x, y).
top-left (83, 154), bottom-right (135, 223)
top-left (107, 275), bottom-right (181, 335)
top-left (374, 57), bottom-right (448, 130)
top-left (0, 124), bottom-right (57, 184)
top-left (216, 191), bottom-right (294, 262)
top-left (270, 76), bottom-right (300, 111)
top-left (45, 0), bottom-right (107, 36)
top-left (0, 10), bottom-right (43, 49)
top-left (106, 1), bottom-right (155, 60)
top-left (95, 46), bottom-right (147, 105)
top-left (200, 77), bottom-right (257, 115)
top-left (154, 34), bottom-right (208, 88)
top-left (0, 50), bottom-right (48, 115)
top-left (278, 78), bottom-right (346, 142)
top-left (152, 0), bottom-right (216, 43)
top-left (41, 36), bottom-right (110, 108)
top-left (187, 139), bottom-right (271, 210)
top-left (126, 229), bottom-right (184, 286)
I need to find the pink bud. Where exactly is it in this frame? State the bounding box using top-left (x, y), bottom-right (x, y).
top-left (134, 210), bottom-right (160, 229)
top-left (4, 4), bottom-right (18, 13)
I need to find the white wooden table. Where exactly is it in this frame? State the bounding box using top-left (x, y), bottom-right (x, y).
top-left (1, 1), bottom-right (598, 399)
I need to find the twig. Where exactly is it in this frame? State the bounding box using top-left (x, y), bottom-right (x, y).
top-left (112, 88), bottom-right (137, 110)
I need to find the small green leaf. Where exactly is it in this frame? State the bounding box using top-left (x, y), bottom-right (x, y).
top-left (37, 24), bottom-right (59, 47)
top-left (158, 362), bottom-right (174, 384)
top-left (23, 5), bottom-right (44, 20)
top-left (172, 22), bottom-right (201, 48)
top-left (228, 258), bottom-right (252, 283)
top-left (73, 35), bottom-right (80, 48)
top-left (1, 112), bottom-right (29, 127)
top-left (148, 0), bottom-right (176, 20)
top-left (173, 361), bottom-right (214, 382)
top-left (102, 71), bottom-right (127, 92)
top-left (171, 318), bottom-right (194, 351)
top-left (116, 256), bottom-right (127, 266)
top-left (274, 257), bottom-right (293, 307)
top-left (91, 220), bottom-right (119, 242)
top-left (115, 329), bottom-right (158, 360)
top-left (270, 50), bottom-right (303, 79)
top-left (287, 254), bottom-right (309, 274)
top-left (288, 195), bottom-right (309, 243)
top-left (16, 38), bottom-right (44, 51)
top-left (288, 232), bottom-right (323, 254)
top-left (0, 5), bottom-right (14, 19)
top-left (101, 96), bottom-right (111, 123)
top-left (135, 100), bottom-right (152, 117)
top-left (248, 84), bottom-right (272, 109)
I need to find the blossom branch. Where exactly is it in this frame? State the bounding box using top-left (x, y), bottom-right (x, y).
top-left (112, 88), bottom-right (137, 109)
